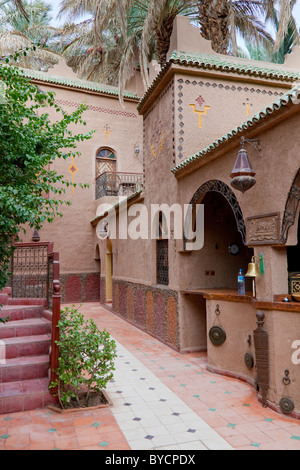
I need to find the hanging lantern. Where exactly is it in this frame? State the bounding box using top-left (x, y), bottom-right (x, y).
top-left (230, 145), bottom-right (256, 193)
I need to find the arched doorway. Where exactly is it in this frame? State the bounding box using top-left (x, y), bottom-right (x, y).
top-left (181, 180), bottom-right (253, 353)
top-left (184, 186), bottom-right (252, 290)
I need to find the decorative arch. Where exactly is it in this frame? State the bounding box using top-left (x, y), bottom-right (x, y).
top-left (281, 169), bottom-right (300, 244)
top-left (184, 180), bottom-right (246, 249)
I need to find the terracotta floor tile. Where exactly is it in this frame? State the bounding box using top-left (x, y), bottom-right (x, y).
top-left (3, 434), bottom-right (30, 450)
top-left (1, 302), bottom-right (300, 451)
top-left (224, 433), bottom-right (252, 448)
top-left (54, 436), bottom-right (80, 450)
top-left (76, 430), bottom-right (106, 448)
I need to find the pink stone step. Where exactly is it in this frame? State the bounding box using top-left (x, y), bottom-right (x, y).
top-left (7, 298), bottom-right (47, 306)
top-left (0, 378), bottom-right (57, 413)
top-left (0, 293), bottom-right (8, 305)
top-left (0, 292), bottom-right (55, 413)
top-left (0, 318), bottom-right (51, 340)
top-left (0, 305), bottom-right (45, 322)
top-left (2, 334), bottom-right (51, 359)
top-left (0, 355), bottom-right (50, 383)
top-left (0, 287), bottom-right (12, 296)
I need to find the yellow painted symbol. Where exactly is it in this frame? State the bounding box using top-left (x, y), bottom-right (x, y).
top-left (189, 104), bottom-right (211, 128)
top-left (102, 124), bottom-right (112, 142)
top-left (151, 131), bottom-right (165, 158)
top-left (68, 156), bottom-right (78, 194)
top-left (243, 99), bottom-right (253, 116)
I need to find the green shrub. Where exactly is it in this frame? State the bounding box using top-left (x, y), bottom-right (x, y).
top-left (50, 306), bottom-right (117, 408)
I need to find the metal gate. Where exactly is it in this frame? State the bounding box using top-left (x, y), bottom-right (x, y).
top-left (11, 242), bottom-right (52, 300)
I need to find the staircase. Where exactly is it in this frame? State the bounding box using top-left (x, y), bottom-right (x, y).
top-left (0, 287), bottom-right (57, 414)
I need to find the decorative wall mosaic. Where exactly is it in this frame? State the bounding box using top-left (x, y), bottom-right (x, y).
top-left (111, 279), bottom-right (179, 350)
top-left (60, 272), bottom-right (100, 303)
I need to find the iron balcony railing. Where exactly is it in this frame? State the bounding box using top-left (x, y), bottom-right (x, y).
top-left (96, 171), bottom-right (143, 199)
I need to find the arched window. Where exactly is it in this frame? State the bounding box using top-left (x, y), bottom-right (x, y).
top-left (96, 148), bottom-right (116, 178)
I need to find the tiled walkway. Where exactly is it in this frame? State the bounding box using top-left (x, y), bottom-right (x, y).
top-left (1, 302), bottom-right (300, 450)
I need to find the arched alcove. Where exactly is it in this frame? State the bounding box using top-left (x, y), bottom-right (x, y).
top-left (184, 180), bottom-right (246, 251)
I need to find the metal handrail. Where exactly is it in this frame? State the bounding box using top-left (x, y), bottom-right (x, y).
top-left (96, 171), bottom-right (143, 199)
top-left (49, 251), bottom-right (61, 390)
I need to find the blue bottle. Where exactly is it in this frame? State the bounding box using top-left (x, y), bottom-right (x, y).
top-left (238, 269), bottom-right (245, 295)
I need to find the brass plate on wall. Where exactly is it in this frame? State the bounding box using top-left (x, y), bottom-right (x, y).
top-left (279, 397), bottom-right (295, 415)
top-left (244, 352), bottom-right (254, 369)
top-left (209, 326), bottom-right (226, 346)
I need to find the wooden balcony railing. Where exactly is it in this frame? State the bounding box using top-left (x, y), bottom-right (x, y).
top-left (96, 171), bottom-right (143, 199)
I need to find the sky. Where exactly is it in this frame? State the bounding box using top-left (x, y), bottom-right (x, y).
top-left (48, 0), bottom-right (91, 26)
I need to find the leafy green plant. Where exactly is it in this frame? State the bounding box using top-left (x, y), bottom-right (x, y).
top-left (50, 306), bottom-right (117, 408)
top-left (0, 47), bottom-right (94, 292)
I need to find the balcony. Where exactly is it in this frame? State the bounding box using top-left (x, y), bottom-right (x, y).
top-left (96, 172), bottom-right (144, 199)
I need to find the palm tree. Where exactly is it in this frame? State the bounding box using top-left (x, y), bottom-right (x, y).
top-left (0, 0), bottom-right (29, 20)
top-left (56, 0), bottom-right (299, 96)
top-left (241, 0), bottom-right (300, 63)
top-left (269, 0), bottom-right (299, 62)
top-left (53, 0), bottom-right (124, 85)
top-left (0, 0), bottom-right (63, 70)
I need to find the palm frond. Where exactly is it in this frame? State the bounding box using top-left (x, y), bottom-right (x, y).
top-left (274, 0), bottom-right (292, 51)
top-left (0, 30), bottom-right (60, 70)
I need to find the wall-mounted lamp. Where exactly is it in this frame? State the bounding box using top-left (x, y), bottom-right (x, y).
top-left (135, 144), bottom-right (140, 155)
top-left (32, 228), bottom-right (40, 242)
top-left (230, 137), bottom-right (260, 193)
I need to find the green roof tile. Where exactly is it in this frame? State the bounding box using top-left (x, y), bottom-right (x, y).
top-left (20, 67), bottom-right (139, 100)
top-left (138, 50), bottom-right (300, 111)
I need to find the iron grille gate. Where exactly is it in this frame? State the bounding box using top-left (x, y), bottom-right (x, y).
top-left (11, 243), bottom-right (50, 300)
top-left (157, 239), bottom-right (169, 286)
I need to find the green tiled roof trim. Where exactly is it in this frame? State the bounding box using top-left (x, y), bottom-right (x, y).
top-left (138, 50), bottom-right (300, 110)
top-left (169, 50), bottom-right (300, 80)
top-left (20, 67), bottom-right (139, 100)
top-left (171, 86), bottom-right (299, 175)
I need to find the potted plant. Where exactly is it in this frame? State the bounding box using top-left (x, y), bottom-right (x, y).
top-left (49, 305), bottom-right (117, 410)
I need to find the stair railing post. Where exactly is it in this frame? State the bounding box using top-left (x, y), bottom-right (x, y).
top-left (50, 252), bottom-right (61, 392)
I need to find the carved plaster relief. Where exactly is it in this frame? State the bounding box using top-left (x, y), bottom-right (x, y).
top-left (246, 213), bottom-right (280, 245)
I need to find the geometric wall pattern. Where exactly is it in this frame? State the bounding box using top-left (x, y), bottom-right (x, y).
top-left (112, 279), bottom-right (179, 350)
